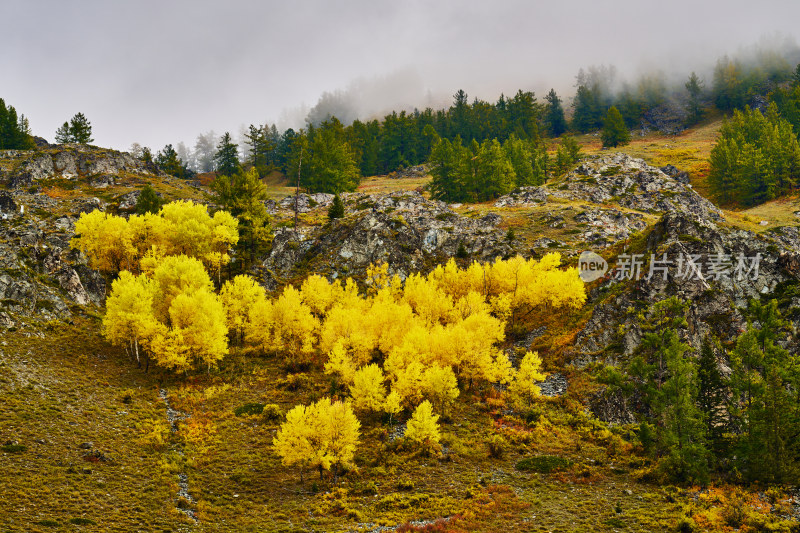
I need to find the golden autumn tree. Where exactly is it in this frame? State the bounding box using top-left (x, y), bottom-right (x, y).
top-left (102, 271), bottom-right (160, 369)
top-left (508, 351), bottom-right (546, 407)
top-left (219, 274), bottom-right (266, 342)
top-left (71, 200), bottom-right (239, 279)
top-left (274, 398), bottom-right (360, 482)
top-left (421, 364), bottom-right (460, 415)
top-left (71, 210), bottom-right (135, 277)
top-left (165, 289), bottom-right (228, 372)
top-left (404, 400), bottom-right (441, 454)
top-left (350, 364), bottom-right (387, 413)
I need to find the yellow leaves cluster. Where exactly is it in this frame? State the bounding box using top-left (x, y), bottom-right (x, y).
top-left (404, 400), bottom-right (441, 453)
top-left (71, 200), bottom-right (239, 276)
top-left (103, 254), bottom-right (228, 373)
top-left (273, 398), bottom-right (360, 478)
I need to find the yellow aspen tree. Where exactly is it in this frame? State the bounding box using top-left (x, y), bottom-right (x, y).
top-left (219, 274), bottom-right (266, 342)
top-left (421, 364), bottom-right (459, 415)
top-left (244, 296), bottom-right (274, 354)
top-left (404, 400), bottom-right (441, 454)
top-left (271, 285), bottom-right (319, 361)
top-left (151, 254), bottom-right (214, 322)
top-left (350, 364), bottom-right (387, 413)
top-left (102, 271), bottom-right (160, 368)
top-left (273, 404), bottom-right (314, 482)
top-left (71, 210), bottom-right (135, 274)
top-left (149, 328), bottom-right (192, 373)
top-left (322, 399), bottom-right (361, 483)
top-left (168, 289), bottom-right (228, 371)
top-left (508, 351), bottom-right (546, 407)
top-left (299, 274), bottom-right (342, 316)
top-left (390, 360), bottom-right (425, 407)
top-left (384, 390), bottom-right (402, 427)
top-left (324, 340), bottom-right (357, 385)
top-left (274, 398), bottom-right (360, 483)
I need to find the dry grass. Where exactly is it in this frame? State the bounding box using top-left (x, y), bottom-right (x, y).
top-left (1, 315), bottom-right (785, 532)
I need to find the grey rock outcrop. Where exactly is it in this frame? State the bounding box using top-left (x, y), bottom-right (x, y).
top-left (572, 211), bottom-right (797, 370)
top-left (494, 153), bottom-right (720, 223)
top-left (3, 145), bottom-right (162, 189)
top-left (262, 191), bottom-right (512, 284)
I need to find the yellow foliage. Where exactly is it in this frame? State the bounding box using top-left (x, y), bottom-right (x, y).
top-left (350, 364), bottom-right (387, 413)
top-left (270, 285), bottom-right (319, 359)
top-left (508, 351), bottom-right (546, 406)
top-left (404, 400), bottom-right (441, 453)
top-left (168, 289), bottom-right (228, 371)
top-left (102, 271), bottom-right (160, 365)
top-left (324, 340), bottom-right (357, 384)
top-left (71, 200), bottom-right (239, 276)
top-left (71, 210), bottom-right (135, 273)
top-left (402, 273), bottom-right (455, 325)
top-left (273, 398), bottom-right (361, 479)
top-left (421, 365), bottom-right (459, 414)
top-left (244, 296), bottom-right (274, 353)
top-left (220, 275), bottom-right (267, 340)
top-left (150, 255), bottom-right (214, 322)
top-left (299, 274), bottom-right (342, 316)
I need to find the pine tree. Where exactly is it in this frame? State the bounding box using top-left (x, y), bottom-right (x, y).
top-left (697, 336), bottom-right (726, 457)
top-left (244, 124), bottom-right (272, 174)
top-left (429, 135), bottom-right (469, 202)
top-left (0, 98), bottom-right (35, 149)
top-left (729, 300), bottom-right (799, 483)
top-left (54, 121), bottom-right (72, 144)
top-left (544, 89), bottom-right (567, 137)
top-left (328, 193), bottom-right (345, 220)
top-left (653, 329), bottom-right (709, 484)
top-left (68, 112), bottom-right (93, 144)
top-left (135, 185), bottom-right (163, 215)
top-left (214, 132), bottom-right (241, 177)
top-left (554, 135), bottom-right (582, 175)
top-left (300, 123), bottom-right (360, 194)
top-left (708, 105), bottom-right (800, 206)
top-left (601, 106), bottom-right (631, 148)
top-left (572, 84), bottom-right (604, 132)
top-left (685, 72), bottom-right (705, 126)
top-left (156, 144), bottom-right (185, 178)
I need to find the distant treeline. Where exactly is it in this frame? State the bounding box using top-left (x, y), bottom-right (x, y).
top-left (4, 42), bottom-right (800, 203)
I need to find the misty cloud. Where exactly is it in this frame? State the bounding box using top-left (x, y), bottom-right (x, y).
top-left (3, 0), bottom-right (800, 151)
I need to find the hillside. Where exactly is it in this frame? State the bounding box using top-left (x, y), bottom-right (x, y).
top-left (2, 128), bottom-right (800, 533)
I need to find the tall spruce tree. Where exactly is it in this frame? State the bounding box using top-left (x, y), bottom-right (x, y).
top-left (214, 132), bottom-right (241, 177)
top-left (544, 89), bottom-right (567, 137)
top-left (0, 98), bottom-right (35, 149)
top-left (601, 106), bottom-right (630, 148)
top-left (697, 336), bottom-right (727, 458)
top-left (156, 144), bottom-right (185, 178)
top-left (685, 72), bottom-right (705, 126)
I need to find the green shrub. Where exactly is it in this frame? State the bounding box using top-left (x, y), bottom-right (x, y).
top-left (234, 402), bottom-right (264, 417)
top-left (69, 517), bottom-right (97, 525)
top-left (1, 444), bottom-right (26, 453)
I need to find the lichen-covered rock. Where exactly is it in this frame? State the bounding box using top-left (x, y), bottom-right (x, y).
top-left (571, 211), bottom-right (798, 372)
top-left (262, 191), bottom-right (513, 283)
top-left (494, 153), bottom-right (721, 223)
top-left (3, 145), bottom-right (163, 189)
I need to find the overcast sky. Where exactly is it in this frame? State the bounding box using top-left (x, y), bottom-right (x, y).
top-left (3, 0), bottom-right (800, 152)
